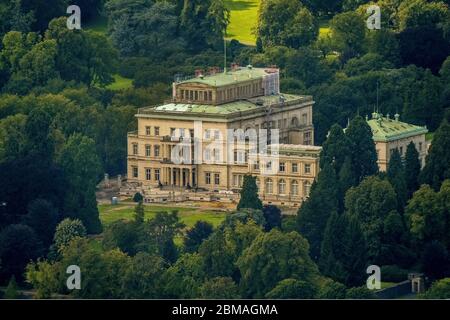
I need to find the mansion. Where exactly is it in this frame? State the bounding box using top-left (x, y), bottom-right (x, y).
top-left (125, 65), bottom-right (428, 206)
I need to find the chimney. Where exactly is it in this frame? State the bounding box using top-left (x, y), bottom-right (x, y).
top-left (195, 69), bottom-right (204, 78)
top-left (208, 66), bottom-right (220, 75)
top-left (394, 113), bottom-right (400, 122)
top-left (231, 62), bottom-right (239, 71)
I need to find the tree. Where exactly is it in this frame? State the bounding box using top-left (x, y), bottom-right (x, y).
top-left (133, 192), bottom-right (143, 203)
top-left (345, 286), bottom-right (376, 299)
top-left (53, 218), bottom-right (87, 250)
top-left (133, 201), bottom-right (145, 224)
top-left (57, 133), bottom-right (102, 233)
top-left (23, 198), bottom-right (59, 248)
top-left (184, 221), bottom-right (213, 253)
top-left (343, 53), bottom-right (394, 77)
top-left (237, 230), bottom-right (319, 298)
top-left (199, 277), bottom-right (240, 299)
top-left (316, 278), bottom-right (347, 299)
top-left (237, 175), bottom-right (263, 211)
top-left (387, 149), bottom-right (408, 212)
top-left (320, 213), bottom-right (368, 287)
top-left (4, 275), bottom-right (20, 299)
top-left (163, 253), bottom-right (205, 298)
top-left (265, 278), bottom-right (316, 299)
top-left (345, 176), bottom-right (397, 262)
top-left (405, 185), bottom-right (445, 246)
top-left (179, 0), bottom-right (229, 52)
top-left (420, 119), bottom-right (450, 190)
top-left (297, 163), bottom-right (339, 260)
top-left (329, 11), bottom-right (366, 62)
top-left (144, 211), bottom-right (185, 263)
top-left (397, 0), bottom-right (448, 31)
top-left (421, 241), bottom-right (449, 280)
top-left (0, 224), bottom-right (42, 282)
top-left (262, 205), bottom-right (281, 231)
top-left (398, 25), bottom-right (450, 74)
top-left (319, 124), bottom-right (351, 172)
top-left (404, 141), bottom-right (421, 198)
top-left (121, 252), bottom-right (166, 298)
top-left (45, 17), bottom-right (117, 87)
top-left (423, 278), bottom-right (450, 299)
top-left (367, 29), bottom-right (400, 66)
top-left (257, 0), bottom-right (318, 49)
top-left (102, 221), bottom-right (144, 256)
top-left (345, 116), bottom-right (379, 183)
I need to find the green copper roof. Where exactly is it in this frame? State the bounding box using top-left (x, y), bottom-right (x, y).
top-left (178, 67), bottom-right (273, 87)
top-left (367, 113), bottom-right (428, 142)
top-left (138, 93), bottom-right (311, 118)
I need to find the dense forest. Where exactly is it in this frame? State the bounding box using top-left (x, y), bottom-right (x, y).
top-left (0, 0), bottom-right (449, 299)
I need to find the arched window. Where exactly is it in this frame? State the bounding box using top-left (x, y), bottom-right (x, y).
top-left (291, 117), bottom-right (299, 127)
top-left (278, 179), bottom-right (286, 194)
top-left (265, 178), bottom-right (273, 194)
top-left (291, 180), bottom-right (299, 195)
top-left (304, 181), bottom-right (311, 197)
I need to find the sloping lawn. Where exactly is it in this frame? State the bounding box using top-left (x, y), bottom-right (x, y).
top-left (98, 203), bottom-right (226, 228)
top-left (225, 0), bottom-right (260, 45)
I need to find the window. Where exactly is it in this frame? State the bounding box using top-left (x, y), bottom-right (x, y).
top-left (132, 143), bottom-right (138, 155)
top-left (253, 161), bottom-right (260, 170)
top-left (266, 161), bottom-right (272, 171)
top-left (304, 132), bottom-right (312, 145)
top-left (419, 142), bottom-right (422, 152)
top-left (214, 130), bottom-right (220, 140)
top-left (155, 169), bottom-right (160, 181)
top-left (291, 117), bottom-right (299, 127)
top-left (146, 168), bottom-right (151, 181)
top-left (279, 162), bottom-right (285, 172)
top-left (205, 148), bottom-right (211, 161)
top-left (205, 129), bottom-right (211, 139)
top-left (278, 179), bottom-right (286, 194)
top-left (154, 145), bottom-right (160, 157)
top-left (400, 146), bottom-right (403, 155)
top-left (304, 181), bottom-right (311, 197)
top-left (214, 173), bottom-right (220, 185)
top-left (233, 174), bottom-right (243, 187)
top-left (302, 113), bottom-right (308, 125)
top-left (154, 127), bottom-right (160, 136)
top-left (304, 163), bottom-right (311, 174)
top-left (205, 172), bottom-right (211, 184)
top-left (145, 126), bottom-right (151, 135)
top-left (132, 166), bottom-right (138, 178)
top-left (145, 145), bottom-right (151, 157)
top-left (180, 128), bottom-right (185, 138)
top-left (170, 128), bottom-right (175, 137)
top-left (291, 180), bottom-right (299, 195)
top-left (277, 119), bottom-right (282, 129)
top-left (213, 148), bottom-right (220, 162)
top-left (292, 163), bottom-right (298, 173)
top-left (236, 151), bottom-right (245, 164)
top-left (265, 179), bottom-right (273, 194)
top-left (189, 129), bottom-right (194, 138)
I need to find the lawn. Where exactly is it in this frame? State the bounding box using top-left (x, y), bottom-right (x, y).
top-left (106, 74), bottom-right (133, 91)
top-left (225, 0), bottom-right (260, 45)
top-left (98, 203), bottom-right (227, 228)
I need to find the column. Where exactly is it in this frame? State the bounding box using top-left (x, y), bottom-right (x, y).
top-left (170, 167), bottom-right (173, 185)
top-left (188, 169), bottom-right (193, 187)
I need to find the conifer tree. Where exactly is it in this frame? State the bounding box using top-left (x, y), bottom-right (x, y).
top-left (297, 163), bottom-right (339, 260)
top-left (237, 175), bottom-right (263, 211)
top-left (320, 124), bottom-right (351, 172)
top-left (4, 275), bottom-right (20, 299)
top-left (134, 201), bottom-right (145, 224)
top-left (345, 116), bottom-right (379, 184)
top-left (404, 141), bottom-right (421, 198)
top-left (420, 119), bottom-right (450, 190)
top-left (387, 149), bottom-right (408, 212)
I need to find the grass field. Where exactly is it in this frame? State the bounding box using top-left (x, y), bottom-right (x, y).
top-left (225, 0), bottom-right (260, 45)
top-left (106, 74), bottom-right (133, 90)
top-left (98, 203), bottom-right (227, 228)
